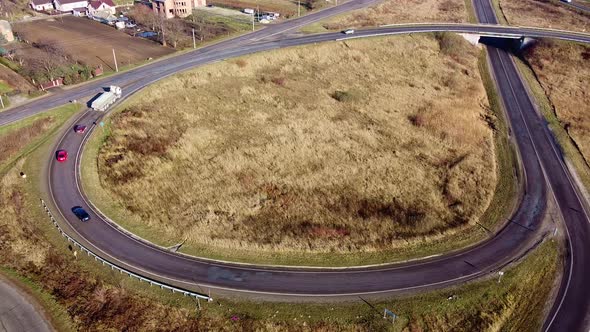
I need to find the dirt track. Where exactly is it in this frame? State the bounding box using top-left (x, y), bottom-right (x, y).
top-left (14, 16), bottom-right (173, 70)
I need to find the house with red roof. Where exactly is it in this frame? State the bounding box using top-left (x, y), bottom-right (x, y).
top-left (87, 0), bottom-right (116, 16)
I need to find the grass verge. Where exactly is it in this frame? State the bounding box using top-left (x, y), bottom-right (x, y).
top-left (0, 97), bottom-right (561, 331)
top-left (514, 45), bottom-right (590, 193)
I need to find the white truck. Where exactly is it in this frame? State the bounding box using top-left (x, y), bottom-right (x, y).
top-left (91, 86), bottom-right (122, 111)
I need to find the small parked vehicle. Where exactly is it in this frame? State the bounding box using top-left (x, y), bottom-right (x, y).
top-left (56, 150), bottom-right (68, 162)
top-left (342, 29), bottom-right (355, 35)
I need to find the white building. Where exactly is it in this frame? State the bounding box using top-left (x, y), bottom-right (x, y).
top-left (53, 0), bottom-right (89, 12)
top-left (87, 0), bottom-right (116, 16)
top-left (30, 0), bottom-right (54, 11)
top-left (0, 20), bottom-right (14, 43)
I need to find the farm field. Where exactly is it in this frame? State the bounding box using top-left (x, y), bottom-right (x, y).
top-left (320, 0), bottom-right (467, 31)
top-left (82, 33), bottom-right (507, 265)
top-left (13, 16), bottom-right (173, 71)
top-left (499, 0), bottom-right (590, 32)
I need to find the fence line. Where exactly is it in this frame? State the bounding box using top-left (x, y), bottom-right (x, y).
top-left (40, 198), bottom-right (212, 302)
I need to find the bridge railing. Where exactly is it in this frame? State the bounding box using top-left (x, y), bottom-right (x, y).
top-left (39, 198), bottom-right (212, 302)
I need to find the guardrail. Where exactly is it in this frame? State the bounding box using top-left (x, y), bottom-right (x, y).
top-left (40, 198), bottom-right (212, 302)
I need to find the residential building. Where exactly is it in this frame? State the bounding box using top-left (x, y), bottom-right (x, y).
top-left (53, 0), bottom-right (89, 12)
top-left (73, 7), bottom-right (88, 16)
top-left (152, 0), bottom-right (206, 18)
top-left (29, 0), bottom-right (54, 11)
top-left (87, 0), bottom-right (116, 16)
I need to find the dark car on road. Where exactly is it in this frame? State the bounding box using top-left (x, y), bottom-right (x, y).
top-left (71, 206), bottom-right (91, 222)
top-left (74, 125), bottom-right (87, 133)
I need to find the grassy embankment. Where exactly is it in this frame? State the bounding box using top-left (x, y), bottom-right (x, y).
top-left (515, 40), bottom-right (590, 192)
top-left (0, 55), bottom-right (558, 332)
top-left (499, 0), bottom-right (590, 32)
top-left (82, 34), bottom-right (517, 266)
top-left (301, 0), bottom-right (467, 33)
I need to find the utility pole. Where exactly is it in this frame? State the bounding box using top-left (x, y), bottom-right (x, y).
top-left (0, 95), bottom-right (4, 108)
top-left (192, 28), bottom-right (196, 49)
top-left (298, 0), bottom-right (301, 17)
top-left (112, 48), bottom-right (119, 72)
top-left (251, 12), bottom-right (255, 31)
top-left (497, 271), bottom-right (504, 283)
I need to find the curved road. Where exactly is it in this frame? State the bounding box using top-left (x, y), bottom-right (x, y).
top-left (2, 1), bottom-right (590, 330)
top-left (0, 276), bottom-right (52, 332)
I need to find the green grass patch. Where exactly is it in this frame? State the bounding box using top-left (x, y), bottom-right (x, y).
top-left (0, 81), bottom-right (12, 94)
top-left (192, 10), bottom-right (252, 32)
top-left (299, 22), bottom-right (329, 34)
top-left (0, 57), bottom-right (20, 71)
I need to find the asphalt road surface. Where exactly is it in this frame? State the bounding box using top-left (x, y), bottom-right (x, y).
top-left (0, 276), bottom-right (52, 332)
top-left (3, 0), bottom-right (590, 330)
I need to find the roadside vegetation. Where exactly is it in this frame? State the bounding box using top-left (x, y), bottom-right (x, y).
top-left (517, 40), bottom-right (590, 191)
top-left (0, 37), bottom-right (559, 332)
top-left (499, 0), bottom-right (590, 32)
top-left (81, 34), bottom-right (509, 265)
top-left (0, 131), bottom-right (563, 331)
top-left (320, 0), bottom-right (467, 31)
top-left (209, 0), bottom-right (326, 18)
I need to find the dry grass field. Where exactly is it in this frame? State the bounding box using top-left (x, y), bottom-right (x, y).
top-left (523, 40), bottom-right (590, 169)
top-left (499, 0), bottom-right (590, 32)
top-left (13, 17), bottom-right (173, 70)
top-left (94, 34), bottom-right (496, 255)
top-left (323, 0), bottom-right (467, 30)
top-left (0, 100), bottom-right (558, 332)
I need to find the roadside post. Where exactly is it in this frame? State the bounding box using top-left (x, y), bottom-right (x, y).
top-left (192, 28), bottom-right (196, 49)
top-left (498, 271), bottom-right (504, 283)
top-left (0, 94), bottom-right (4, 108)
top-left (383, 308), bottom-right (397, 324)
top-left (112, 48), bottom-right (119, 73)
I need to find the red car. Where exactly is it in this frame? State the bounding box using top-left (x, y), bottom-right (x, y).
top-left (56, 150), bottom-right (68, 162)
top-left (74, 125), bottom-right (87, 133)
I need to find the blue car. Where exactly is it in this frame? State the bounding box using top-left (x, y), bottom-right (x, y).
top-left (71, 206), bottom-right (91, 222)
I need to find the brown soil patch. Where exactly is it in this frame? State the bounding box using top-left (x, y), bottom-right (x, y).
top-left (13, 16), bottom-right (173, 70)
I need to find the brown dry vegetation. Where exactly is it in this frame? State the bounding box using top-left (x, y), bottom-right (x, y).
top-left (0, 105), bottom-right (560, 332)
top-left (499, 0), bottom-right (590, 32)
top-left (0, 117), bottom-right (54, 165)
top-left (96, 34), bottom-right (495, 255)
top-left (323, 0), bottom-right (467, 30)
top-left (523, 40), bottom-right (590, 168)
